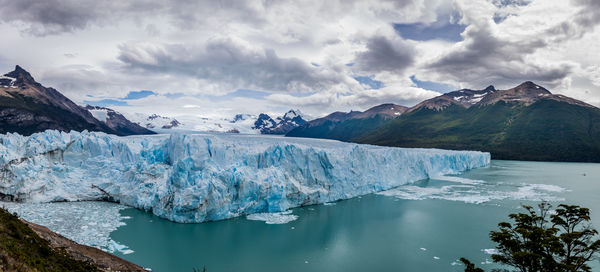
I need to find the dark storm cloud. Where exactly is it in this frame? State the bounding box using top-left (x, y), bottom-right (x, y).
top-left (426, 24), bottom-right (573, 88)
top-left (572, 0), bottom-right (600, 29)
top-left (0, 0), bottom-right (265, 36)
top-left (354, 35), bottom-right (415, 73)
top-left (540, 0), bottom-right (600, 42)
top-left (117, 39), bottom-right (349, 93)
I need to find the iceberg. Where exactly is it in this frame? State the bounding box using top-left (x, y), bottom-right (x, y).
top-left (0, 130), bottom-right (490, 223)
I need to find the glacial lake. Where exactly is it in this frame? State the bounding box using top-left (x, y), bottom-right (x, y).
top-left (106, 160), bottom-right (600, 272)
top-left (3, 160), bottom-right (599, 271)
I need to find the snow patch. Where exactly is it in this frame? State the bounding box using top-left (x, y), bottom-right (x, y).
top-left (89, 109), bottom-right (110, 122)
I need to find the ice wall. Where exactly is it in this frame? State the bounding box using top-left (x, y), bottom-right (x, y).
top-left (0, 130), bottom-right (490, 223)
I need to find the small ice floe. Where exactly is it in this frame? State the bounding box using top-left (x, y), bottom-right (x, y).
top-left (323, 202), bottom-right (336, 206)
top-left (451, 260), bottom-right (462, 266)
top-left (433, 256), bottom-right (440, 260)
top-left (420, 248), bottom-right (427, 251)
top-left (482, 248), bottom-right (499, 255)
top-left (246, 210), bottom-right (298, 224)
top-left (108, 240), bottom-right (134, 255)
top-left (377, 175), bottom-right (567, 205)
top-left (430, 175), bottom-right (485, 185)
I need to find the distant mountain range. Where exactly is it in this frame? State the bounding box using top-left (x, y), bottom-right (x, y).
top-left (289, 82), bottom-right (600, 162)
top-left (0, 66), bottom-right (152, 136)
top-left (0, 66), bottom-right (307, 136)
top-left (4, 65), bottom-right (598, 162)
top-left (140, 110), bottom-right (307, 134)
top-left (286, 104), bottom-right (407, 141)
top-left (127, 113), bottom-right (182, 130)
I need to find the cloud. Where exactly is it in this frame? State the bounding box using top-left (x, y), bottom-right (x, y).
top-left (424, 23), bottom-right (573, 88)
top-left (354, 35), bottom-right (416, 74)
top-left (117, 38), bottom-right (358, 93)
top-left (2, 0), bottom-right (600, 118)
top-left (0, 0), bottom-right (163, 36)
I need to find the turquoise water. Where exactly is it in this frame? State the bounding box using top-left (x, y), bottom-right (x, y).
top-left (111, 160), bottom-right (600, 271)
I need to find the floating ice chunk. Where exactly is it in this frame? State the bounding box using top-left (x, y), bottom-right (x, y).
top-left (108, 240), bottom-right (135, 255)
top-left (246, 210), bottom-right (298, 224)
top-left (482, 248), bottom-right (499, 255)
top-left (420, 248), bottom-right (427, 251)
top-left (379, 177), bottom-right (566, 204)
top-left (433, 256), bottom-right (440, 260)
top-left (431, 175), bottom-right (485, 185)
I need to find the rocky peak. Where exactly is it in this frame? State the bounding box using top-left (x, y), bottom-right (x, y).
top-left (483, 85), bottom-right (496, 92)
top-left (282, 109), bottom-right (302, 120)
top-left (253, 113), bottom-right (277, 129)
top-left (4, 65), bottom-right (37, 86)
top-left (478, 81), bottom-right (551, 106)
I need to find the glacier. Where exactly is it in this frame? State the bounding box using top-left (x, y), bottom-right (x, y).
top-left (0, 130), bottom-right (490, 223)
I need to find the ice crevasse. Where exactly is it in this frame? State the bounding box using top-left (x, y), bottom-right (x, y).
top-left (0, 130), bottom-right (490, 223)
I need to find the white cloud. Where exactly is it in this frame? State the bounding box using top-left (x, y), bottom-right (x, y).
top-left (1, 0), bottom-right (600, 120)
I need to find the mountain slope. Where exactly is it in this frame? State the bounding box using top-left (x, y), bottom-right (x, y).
top-left (357, 82), bottom-right (600, 162)
top-left (0, 66), bottom-right (151, 136)
top-left (286, 103), bottom-right (408, 141)
top-left (84, 105), bottom-right (155, 135)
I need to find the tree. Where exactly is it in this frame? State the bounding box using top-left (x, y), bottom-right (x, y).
top-left (462, 202), bottom-right (600, 272)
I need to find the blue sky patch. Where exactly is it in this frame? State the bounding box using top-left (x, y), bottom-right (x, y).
top-left (210, 89), bottom-right (271, 101)
top-left (83, 99), bottom-right (129, 107)
top-left (410, 75), bottom-right (456, 93)
top-left (122, 90), bottom-right (157, 100)
top-left (394, 12), bottom-right (466, 42)
top-left (164, 92), bottom-right (186, 99)
top-left (394, 22), bottom-right (466, 42)
top-left (354, 76), bottom-right (384, 89)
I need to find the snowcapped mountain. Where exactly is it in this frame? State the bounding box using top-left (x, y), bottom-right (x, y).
top-left (126, 113), bottom-right (182, 130)
top-left (145, 114), bottom-right (182, 129)
top-left (253, 109), bottom-right (307, 134)
top-left (84, 105), bottom-right (155, 135)
top-left (0, 65), bottom-right (151, 136)
top-left (126, 110), bottom-right (307, 134)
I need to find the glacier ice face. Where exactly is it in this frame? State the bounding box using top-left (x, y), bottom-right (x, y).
top-left (0, 130), bottom-right (490, 223)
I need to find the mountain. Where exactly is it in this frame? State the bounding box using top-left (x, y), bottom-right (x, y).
top-left (0, 65), bottom-right (148, 136)
top-left (356, 82), bottom-right (600, 162)
top-left (286, 103), bottom-right (408, 141)
top-left (407, 85), bottom-right (497, 111)
top-left (84, 105), bottom-right (155, 135)
top-left (128, 113), bottom-right (182, 130)
top-left (253, 109), bottom-right (307, 134)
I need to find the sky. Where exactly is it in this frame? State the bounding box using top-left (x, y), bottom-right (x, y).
top-left (0, 0), bottom-right (599, 119)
